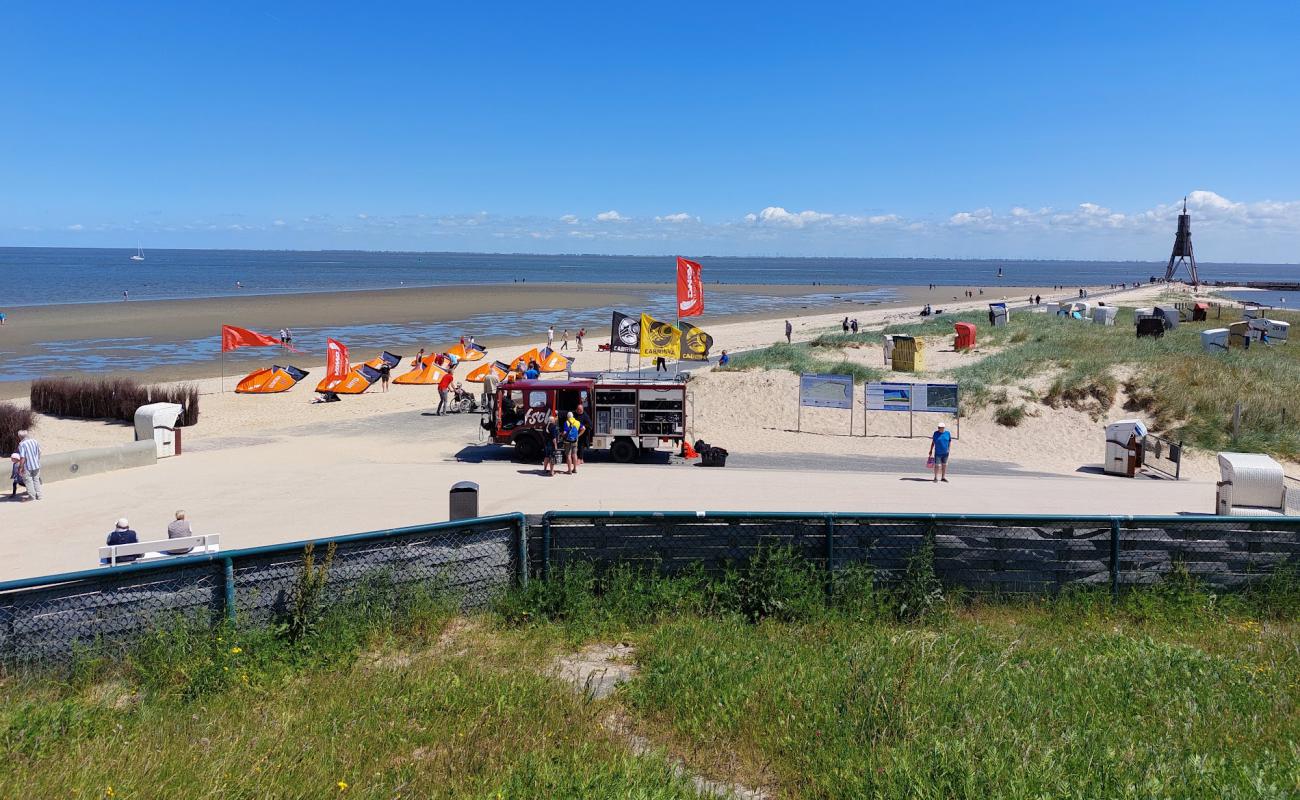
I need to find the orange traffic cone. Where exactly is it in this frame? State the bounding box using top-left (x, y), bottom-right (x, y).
top-left (682, 441), bottom-right (698, 459)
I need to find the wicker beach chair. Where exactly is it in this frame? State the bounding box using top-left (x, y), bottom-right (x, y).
top-left (1216, 453), bottom-right (1292, 516)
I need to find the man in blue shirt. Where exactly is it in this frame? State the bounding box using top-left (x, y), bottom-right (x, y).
top-left (928, 422), bottom-right (952, 482)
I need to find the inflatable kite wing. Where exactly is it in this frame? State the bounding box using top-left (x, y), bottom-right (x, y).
top-left (361, 351), bottom-right (404, 370)
top-left (536, 347), bottom-right (573, 373)
top-left (320, 363), bottom-right (383, 394)
top-left (236, 365), bottom-right (310, 394)
top-left (508, 348), bottom-right (542, 371)
top-left (394, 357), bottom-right (450, 386)
top-left (447, 342), bottom-right (487, 362)
top-left (465, 360), bottom-right (511, 383)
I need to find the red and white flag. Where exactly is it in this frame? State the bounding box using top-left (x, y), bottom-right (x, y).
top-left (676, 256), bottom-right (703, 318)
top-left (221, 325), bottom-right (280, 352)
top-left (325, 338), bottom-right (350, 384)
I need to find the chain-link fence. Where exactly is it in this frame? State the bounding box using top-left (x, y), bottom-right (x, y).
top-left (539, 512), bottom-right (1300, 595)
top-left (0, 514), bottom-right (526, 667)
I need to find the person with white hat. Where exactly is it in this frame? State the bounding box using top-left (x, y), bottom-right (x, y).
top-left (928, 422), bottom-right (952, 483)
top-left (105, 518), bottom-right (141, 563)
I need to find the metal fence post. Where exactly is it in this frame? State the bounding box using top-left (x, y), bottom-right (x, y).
top-left (824, 514), bottom-right (835, 600)
top-left (223, 557), bottom-right (237, 624)
top-left (541, 514), bottom-right (552, 581)
top-left (515, 516), bottom-right (529, 587)
top-left (1109, 518), bottom-right (1121, 602)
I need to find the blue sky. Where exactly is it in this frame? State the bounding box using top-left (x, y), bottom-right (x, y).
top-left (3, 1), bottom-right (1299, 261)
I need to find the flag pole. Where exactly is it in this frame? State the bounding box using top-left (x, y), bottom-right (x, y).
top-left (220, 328), bottom-right (225, 393)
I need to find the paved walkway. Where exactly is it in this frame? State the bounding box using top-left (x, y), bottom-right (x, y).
top-left (1, 425), bottom-right (1214, 582)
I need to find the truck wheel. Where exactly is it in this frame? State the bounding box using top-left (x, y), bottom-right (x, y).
top-left (514, 434), bottom-right (542, 462)
top-left (610, 438), bottom-right (638, 463)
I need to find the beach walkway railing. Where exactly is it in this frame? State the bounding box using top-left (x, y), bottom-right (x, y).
top-left (0, 514), bottom-right (527, 666)
top-left (3, 511), bottom-right (1298, 667)
top-left (537, 511), bottom-right (1300, 598)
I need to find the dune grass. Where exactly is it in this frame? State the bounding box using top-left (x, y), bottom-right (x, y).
top-left (732, 306), bottom-right (1300, 459)
top-left (717, 341), bottom-right (884, 384)
top-left (3, 551), bottom-right (1297, 799)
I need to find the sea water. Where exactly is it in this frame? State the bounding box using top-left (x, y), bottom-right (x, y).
top-left (3, 246), bottom-right (1297, 307)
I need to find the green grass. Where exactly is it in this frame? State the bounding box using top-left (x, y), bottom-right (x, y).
top-left (718, 341), bottom-right (884, 384)
top-left (734, 306), bottom-right (1300, 459)
top-left (4, 556), bottom-right (1297, 799)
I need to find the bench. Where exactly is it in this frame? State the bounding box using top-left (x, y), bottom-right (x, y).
top-left (98, 534), bottom-right (221, 566)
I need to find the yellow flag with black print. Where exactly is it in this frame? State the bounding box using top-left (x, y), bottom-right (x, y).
top-left (639, 313), bottom-right (681, 359)
top-left (680, 325), bottom-right (714, 361)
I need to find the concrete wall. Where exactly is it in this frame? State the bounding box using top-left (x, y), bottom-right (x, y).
top-left (40, 440), bottom-right (157, 484)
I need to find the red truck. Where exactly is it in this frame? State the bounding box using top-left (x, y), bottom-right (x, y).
top-left (488, 377), bottom-right (686, 462)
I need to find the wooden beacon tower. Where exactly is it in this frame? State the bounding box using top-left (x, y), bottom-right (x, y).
top-left (1163, 196), bottom-right (1199, 289)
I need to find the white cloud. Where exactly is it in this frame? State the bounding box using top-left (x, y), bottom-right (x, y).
top-left (66, 223), bottom-right (83, 231)
top-left (560, 214), bottom-right (579, 224)
top-left (272, 219), bottom-right (286, 227)
top-left (356, 213), bottom-right (369, 220)
top-left (595, 210), bottom-right (625, 222)
top-left (748, 206), bottom-right (834, 227)
top-left (655, 212), bottom-right (697, 223)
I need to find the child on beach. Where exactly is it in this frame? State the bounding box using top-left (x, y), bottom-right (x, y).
top-left (10, 454), bottom-right (24, 498)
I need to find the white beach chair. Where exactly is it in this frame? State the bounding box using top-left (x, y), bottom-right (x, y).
top-left (1216, 453), bottom-right (1291, 516)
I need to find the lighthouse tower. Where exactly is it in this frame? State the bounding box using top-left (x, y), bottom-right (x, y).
top-left (1163, 197), bottom-right (1199, 289)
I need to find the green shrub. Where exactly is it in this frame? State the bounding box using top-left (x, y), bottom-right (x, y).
top-left (993, 405), bottom-right (1026, 427)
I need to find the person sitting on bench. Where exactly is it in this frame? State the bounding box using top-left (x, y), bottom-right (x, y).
top-left (106, 518), bottom-right (141, 562)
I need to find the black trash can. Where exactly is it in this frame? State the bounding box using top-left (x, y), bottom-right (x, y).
top-left (449, 481), bottom-right (479, 520)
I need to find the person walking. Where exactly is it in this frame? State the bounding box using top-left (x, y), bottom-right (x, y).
top-left (10, 453), bottom-right (24, 498)
top-left (574, 402), bottom-right (593, 465)
top-left (16, 430), bottom-right (41, 501)
top-left (561, 329), bottom-right (570, 350)
top-left (928, 422), bottom-right (951, 483)
top-left (436, 370), bottom-right (454, 415)
top-left (0, 311), bottom-right (7, 325)
top-left (576, 328), bottom-right (585, 351)
top-left (482, 371), bottom-right (500, 416)
top-left (784, 319), bottom-right (792, 343)
top-left (546, 326), bottom-right (555, 348)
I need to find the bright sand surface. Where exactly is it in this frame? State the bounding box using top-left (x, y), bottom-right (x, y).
top-left (3, 281), bottom-right (1225, 581)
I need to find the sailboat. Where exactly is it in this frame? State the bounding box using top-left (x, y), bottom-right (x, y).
top-left (130, 244), bottom-right (145, 262)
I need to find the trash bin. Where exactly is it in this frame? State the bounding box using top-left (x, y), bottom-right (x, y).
top-left (449, 481), bottom-right (479, 520)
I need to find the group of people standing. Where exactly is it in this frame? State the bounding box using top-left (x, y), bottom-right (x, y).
top-left (541, 405), bottom-right (590, 476)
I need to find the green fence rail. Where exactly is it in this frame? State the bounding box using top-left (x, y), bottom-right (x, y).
top-left (3, 510), bottom-right (1297, 667)
top-left (537, 511), bottom-right (1300, 599)
top-left (0, 514), bottom-right (527, 666)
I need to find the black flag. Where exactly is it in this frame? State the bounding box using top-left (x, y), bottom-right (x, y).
top-left (610, 311), bottom-right (641, 354)
top-left (680, 325), bottom-right (714, 361)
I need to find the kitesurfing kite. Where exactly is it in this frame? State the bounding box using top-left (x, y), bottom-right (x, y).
top-left (235, 365), bottom-right (311, 394)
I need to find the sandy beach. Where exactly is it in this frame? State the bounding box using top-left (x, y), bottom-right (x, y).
top-left (0, 281), bottom-right (1067, 398)
top-left (2, 279), bottom-right (1236, 581)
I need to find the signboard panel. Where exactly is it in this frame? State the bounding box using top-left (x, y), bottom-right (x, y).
top-left (865, 382), bottom-right (913, 411)
top-left (866, 382), bottom-right (959, 413)
top-left (799, 374), bottom-right (853, 409)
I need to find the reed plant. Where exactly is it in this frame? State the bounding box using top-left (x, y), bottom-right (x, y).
top-left (30, 378), bottom-right (199, 427)
top-left (0, 402), bottom-right (36, 455)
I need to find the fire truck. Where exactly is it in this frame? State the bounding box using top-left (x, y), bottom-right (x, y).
top-left (486, 376), bottom-right (687, 463)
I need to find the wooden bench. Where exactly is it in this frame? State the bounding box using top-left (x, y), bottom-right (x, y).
top-left (98, 534), bottom-right (221, 566)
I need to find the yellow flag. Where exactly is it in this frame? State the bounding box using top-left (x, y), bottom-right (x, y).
top-left (639, 313), bottom-right (681, 359)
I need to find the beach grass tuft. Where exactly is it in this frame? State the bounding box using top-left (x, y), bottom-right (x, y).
top-left (718, 341), bottom-right (884, 384)
top-left (0, 402), bottom-right (37, 456)
top-left (30, 378), bottom-right (199, 427)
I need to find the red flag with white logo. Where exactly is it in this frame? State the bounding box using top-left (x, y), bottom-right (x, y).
top-left (676, 257), bottom-right (703, 318)
top-left (325, 338), bottom-right (350, 383)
